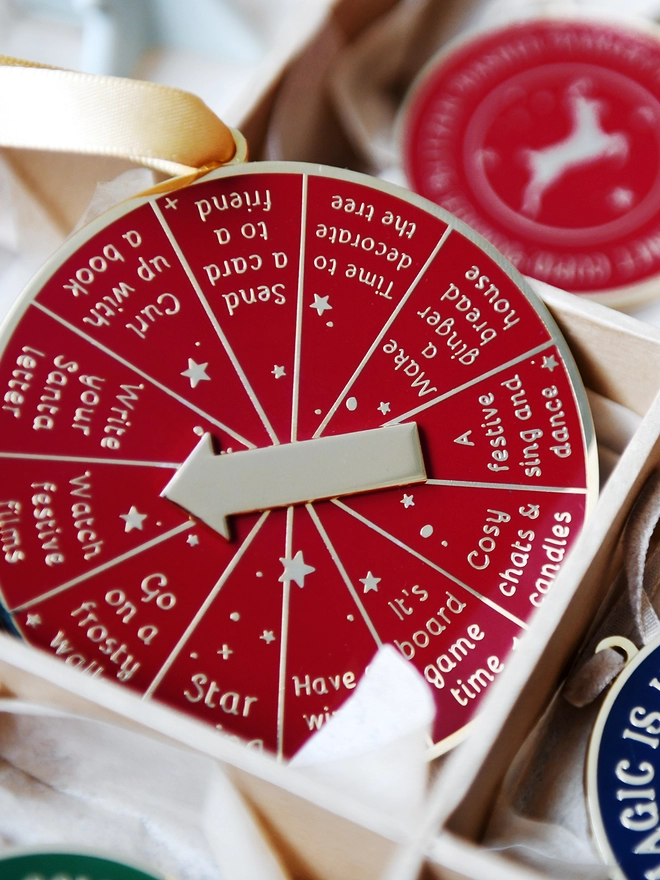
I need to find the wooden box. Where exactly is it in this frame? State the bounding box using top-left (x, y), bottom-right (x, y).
top-left (0, 283), bottom-right (657, 879)
top-left (1, 2), bottom-right (660, 878)
top-left (392, 288), bottom-right (660, 879)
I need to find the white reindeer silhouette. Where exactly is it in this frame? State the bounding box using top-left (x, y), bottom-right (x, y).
top-left (520, 83), bottom-right (629, 219)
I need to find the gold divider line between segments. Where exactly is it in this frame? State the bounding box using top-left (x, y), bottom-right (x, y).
top-left (312, 225), bottom-right (453, 439)
top-left (426, 479), bottom-right (588, 494)
top-left (331, 499), bottom-right (527, 630)
top-left (12, 521), bottom-right (194, 613)
top-left (0, 451), bottom-right (181, 469)
top-left (277, 506), bottom-right (295, 761)
top-left (151, 200), bottom-right (280, 447)
top-left (143, 511), bottom-right (270, 698)
top-left (32, 301), bottom-right (256, 450)
top-left (384, 340), bottom-right (554, 427)
top-left (306, 503), bottom-right (383, 648)
top-left (290, 175), bottom-right (308, 444)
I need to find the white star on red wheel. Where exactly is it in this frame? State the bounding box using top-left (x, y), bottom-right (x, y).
top-left (26, 613), bottom-right (41, 628)
top-left (279, 550), bottom-right (315, 588)
top-left (310, 294), bottom-right (332, 315)
top-left (260, 630), bottom-right (276, 644)
top-left (120, 505), bottom-right (147, 532)
top-left (401, 494), bottom-right (414, 508)
top-left (181, 358), bottom-right (210, 388)
top-left (360, 571), bottom-right (381, 593)
top-left (542, 355), bottom-right (558, 371)
top-left (378, 401), bottom-right (391, 415)
top-left (272, 365), bottom-right (286, 379)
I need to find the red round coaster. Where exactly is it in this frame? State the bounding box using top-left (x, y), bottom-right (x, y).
top-left (402, 15), bottom-right (660, 305)
top-left (0, 162), bottom-right (595, 758)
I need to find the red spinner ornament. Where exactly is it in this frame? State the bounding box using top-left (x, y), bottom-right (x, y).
top-left (0, 71), bottom-right (596, 759)
top-left (401, 12), bottom-right (660, 306)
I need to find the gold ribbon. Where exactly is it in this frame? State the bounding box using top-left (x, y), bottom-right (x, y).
top-left (0, 55), bottom-right (245, 178)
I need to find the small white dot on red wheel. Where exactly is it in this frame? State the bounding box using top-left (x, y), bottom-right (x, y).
top-left (193, 426), bottom-right (204, 436)
top-left (326, 321), bottom-right (334, 327)
top-left (230, 612), bottom-right (240, 621)
top-left (441, 540), bottom-right (448, 547)
top-left (347, 614), bottom-right (354, 621)
top-left (156, 521), bottom-right (162, 527)
top-left (420, 525), bottom-right (434, 538)
top-left (346, 397), bottom-right (358, 411)
top-left (256, 571), bottom-right (263, 578)
top-left (195, 341), bottom-right (201, 346)
top-left (190, 652), bottom-right (198, 659)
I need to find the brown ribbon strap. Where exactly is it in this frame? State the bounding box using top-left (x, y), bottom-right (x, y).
top-left (564, 471), bottom-right (660, 707)
top-left (623, 470), bottom-right (660, 644)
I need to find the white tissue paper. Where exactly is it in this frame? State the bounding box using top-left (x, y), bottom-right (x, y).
top-left (0, 701), bottom-right (229, 879)
top-left (290, 645), bottom-right (436, 825)
top-left (0, 152), bottom-right (64, 324)
top-left (0, 645), bottom-right (435, 879)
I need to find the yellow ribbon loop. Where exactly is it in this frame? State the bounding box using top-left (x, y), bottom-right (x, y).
top-left (0, 55), bottom-right (244, 177)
